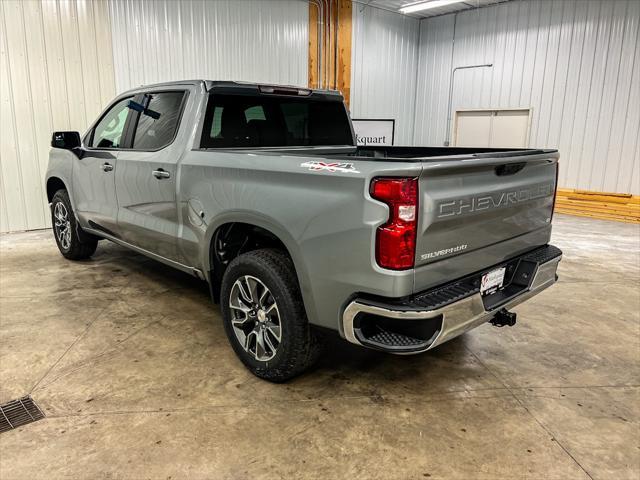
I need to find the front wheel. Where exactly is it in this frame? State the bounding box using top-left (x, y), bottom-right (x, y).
top-left (220, 249), bottom-right (322, 382)
top-left (51, 189), bottom-right (98, 260)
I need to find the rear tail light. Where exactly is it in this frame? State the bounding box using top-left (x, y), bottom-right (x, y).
top-left (370, 177), bottom-right (418, 270)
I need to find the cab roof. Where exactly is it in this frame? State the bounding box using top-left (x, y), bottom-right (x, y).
top-left (122, 80), bottom-right (344, 100)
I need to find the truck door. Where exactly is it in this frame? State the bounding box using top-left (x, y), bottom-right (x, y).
top-left (115, 90), bottom-right (188, 261)
top-left (73, 96), bottom-right (135, 236)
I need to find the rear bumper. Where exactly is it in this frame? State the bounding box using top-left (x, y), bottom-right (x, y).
top-left (342, 244), bottom-right (562, 354)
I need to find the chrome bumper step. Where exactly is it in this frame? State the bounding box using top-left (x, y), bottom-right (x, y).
top-left (342, 244), bottom-right (562, 354)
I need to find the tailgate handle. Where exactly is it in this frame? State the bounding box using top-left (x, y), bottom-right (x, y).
top-left (495, 163), bottom-right (525, 176)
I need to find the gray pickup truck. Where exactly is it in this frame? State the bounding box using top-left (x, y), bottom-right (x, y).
top-left (46, 80), bottom-right (562, 381)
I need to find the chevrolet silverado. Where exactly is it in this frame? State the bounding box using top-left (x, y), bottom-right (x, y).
top-left (46, 80), bottom-right (562, 381)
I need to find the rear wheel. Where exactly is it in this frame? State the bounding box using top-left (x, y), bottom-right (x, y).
top-left (51, 189), bottom-right (98, 260)
top-left (220, 249), bottom-right (322, 382)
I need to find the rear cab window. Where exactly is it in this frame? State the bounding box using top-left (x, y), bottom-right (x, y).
top-left (200, 93), bottom-right (353, 148)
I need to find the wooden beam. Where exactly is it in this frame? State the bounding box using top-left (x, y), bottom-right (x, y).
top-left (325, 0), bottom-right (335, 91)
top-left (308, 2), bottom-right (319, 89)
top-left (555, 188), bottom-right (640, 224)
top-left (337, 0), bottom-right (352, 107)
top-left (308, 0), bottom-right (352, 107)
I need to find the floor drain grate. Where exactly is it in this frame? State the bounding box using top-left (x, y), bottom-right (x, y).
top-left (0, 396), bottom-right (45, 433)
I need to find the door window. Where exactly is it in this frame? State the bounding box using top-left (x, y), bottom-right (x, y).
top-left (132, 91), bottom-right (186, 150)
top-left (90, 97), bottom-right (132, 148)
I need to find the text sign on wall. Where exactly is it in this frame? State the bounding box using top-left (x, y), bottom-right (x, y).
top-left (352, 119), bottom-right (395, 146)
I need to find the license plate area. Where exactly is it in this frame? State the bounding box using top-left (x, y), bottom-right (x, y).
top-left (481, 267), bottom-right (506, 296)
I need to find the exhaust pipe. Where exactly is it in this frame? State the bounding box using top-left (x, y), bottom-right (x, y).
top-left (490, 308), bottom-right (517, 327)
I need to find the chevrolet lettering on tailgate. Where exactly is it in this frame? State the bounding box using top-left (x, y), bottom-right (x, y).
top-left (437, 182), bottom-right (555, 218)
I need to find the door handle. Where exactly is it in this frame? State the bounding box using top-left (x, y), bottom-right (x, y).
top-left (101, 162), bottom-right (114, 172)
top-left (152, 168), bottom-right (171, 179)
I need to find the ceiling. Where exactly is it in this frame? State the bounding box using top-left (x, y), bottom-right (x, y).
top-left (355, 0), bottom-right (511, 19)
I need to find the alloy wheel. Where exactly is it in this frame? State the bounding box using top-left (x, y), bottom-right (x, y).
top-left (228, 275), bottom-right (282, 362)
top-left (53, 202), bottom-right (72, 251)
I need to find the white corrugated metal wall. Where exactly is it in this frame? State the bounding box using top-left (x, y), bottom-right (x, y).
top-left (350, 3), bottom-right (420, 145)
top-left (413, 0), bottom-right (640, 195)
top-left (3, 0), bottom-right (638, 233)
top-left (412, 14), bottom-right (454, 151)
top-left (0, 0), bottom-right (308, 233)
top-left (0, 0), bottom-right (116, 233)
top-left (108, 0), bottom-right (308, 93)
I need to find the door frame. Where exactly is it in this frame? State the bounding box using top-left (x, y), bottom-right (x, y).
top-left (452, 107), bottom-right (532, 147)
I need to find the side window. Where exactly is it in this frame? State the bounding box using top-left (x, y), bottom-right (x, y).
top-left (132, 91), bottom-right (186, 150)
top-left (211, 106), bottom-right (223, 138)
top-left (91, 97), bottom-right (131, 148)
top-left (244, 105), bottom-right (266, 122)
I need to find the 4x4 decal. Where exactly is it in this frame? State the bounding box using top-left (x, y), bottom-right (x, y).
top-left (300, 161), bottom-right (360, 174)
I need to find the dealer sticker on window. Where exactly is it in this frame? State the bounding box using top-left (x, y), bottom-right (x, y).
top-left (481, 267), bottom-right (506, 295)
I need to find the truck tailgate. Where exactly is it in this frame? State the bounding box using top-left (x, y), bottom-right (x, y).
top-left (414, 151), bottom-right (558, 291)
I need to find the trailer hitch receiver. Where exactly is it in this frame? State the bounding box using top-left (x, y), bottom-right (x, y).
top-left (490, 308), bottom-right (517, 327)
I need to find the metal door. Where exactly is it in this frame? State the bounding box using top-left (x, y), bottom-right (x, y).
top-left (73, 96), bottom-right (134, 236)
top-left (115, 90), bottom-right (188, 261)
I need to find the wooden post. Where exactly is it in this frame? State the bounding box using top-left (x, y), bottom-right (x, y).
top-left (337, 0), bottom-right (352, 107)
top-left (308, 2), bottom-right (320, 89)
top-left (308, 0), bottom-right (352, 107)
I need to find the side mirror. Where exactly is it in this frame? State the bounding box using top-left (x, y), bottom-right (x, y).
top-left (51, 131), bottom-right (81, 150)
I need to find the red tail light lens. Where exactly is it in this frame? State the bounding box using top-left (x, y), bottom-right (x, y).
top-left (370, 177), bottom-right (418, 270)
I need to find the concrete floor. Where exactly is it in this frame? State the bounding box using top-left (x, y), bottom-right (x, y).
top-left (0, 214), bottom-right (638, 480)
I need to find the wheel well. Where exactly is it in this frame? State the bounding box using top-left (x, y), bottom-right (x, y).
top-left (209, 222), bottom-right (289, 303)
top-left (46, 177), bottom-right (66, 202)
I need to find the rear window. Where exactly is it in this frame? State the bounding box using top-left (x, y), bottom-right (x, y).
top-left (200, 94), bottom-right (353, 148)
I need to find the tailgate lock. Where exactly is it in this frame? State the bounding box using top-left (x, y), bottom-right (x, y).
top-left (490, 308), bottom-right (517, 327)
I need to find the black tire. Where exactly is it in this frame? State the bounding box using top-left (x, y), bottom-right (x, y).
top-left (220, 248), bottom-right (322, 382)
top-left (50, 189), bottom-right (98, 260)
